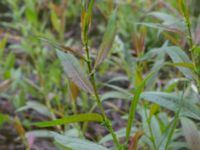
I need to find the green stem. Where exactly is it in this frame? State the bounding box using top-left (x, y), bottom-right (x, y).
top-left (84, 43), bottom-right (121, 148)
top-left (182, 1), bottom-right (200, 92)
top-left (144, 106), bottom-right (157, 150)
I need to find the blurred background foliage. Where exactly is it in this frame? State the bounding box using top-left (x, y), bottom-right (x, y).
top-left (0, 0), bottom-right (200, 150)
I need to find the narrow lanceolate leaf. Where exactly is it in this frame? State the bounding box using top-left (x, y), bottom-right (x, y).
top-left (166, 62), bottom-right (194, 69)
top-left (40, 37), bottom-right (85, 60)
top-left (81, 0), bottom-right (94, 45)
top-left (141, 92), bottom-right (200, 120)
top-left (52, 132), bottom-right (109, 150)
top-left (33, 113), bottom-right (103, 127)
top-left (181, 117), bottom-right (200, 150)
top-left (60, 46), bottom-right (85, 60)
top-left (126, 73), bottom-right (153, 142)
top-left (94, 10), bottom-right (117, 68)
top-left (56, 49), bottom-right (94, 94)
top-left (163, 46), bottom-right (195, 80)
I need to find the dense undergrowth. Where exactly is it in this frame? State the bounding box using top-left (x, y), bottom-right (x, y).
top-left (0, 0), bottom-right (200, 150)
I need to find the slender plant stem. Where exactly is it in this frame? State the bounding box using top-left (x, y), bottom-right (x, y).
top-left (144, 105), bottom-right (157, 150)
top-left (181, 1), bottom-right (200, 92)
top-left (84, 42), bottom-right (121, 147)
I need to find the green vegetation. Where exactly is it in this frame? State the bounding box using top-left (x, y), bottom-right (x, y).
top-left (0, 0), bottom-right (200, 150)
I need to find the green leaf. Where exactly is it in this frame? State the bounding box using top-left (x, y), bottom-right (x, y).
top-left (181, 117), bottom-right (200, 150)
top-left (103, 83), bottom-right (132, 98)
top-left (52, 132), bottom-right (109, 150)
top-left (56, 49), bottom-right (94, 94)
top-left (50, 4), bottom-right (61, 33)
top-left (158, 111), bottom-right (180, 150)
top-left (0, 36), bottom-right (7, 62)
top-left (158, 91), bottom-right (183, 150)
top-left (138, 23), bottom-right (182, 33)
top-left (26, 130), bottom-right (52, 138)
top-left (141, 92), bottom-right (200, 120)
top-left (17, 101), bottom-right (51, 118)
top-left (166, 62), bottom-right (194, 69)
top-left (95, 10), bottom-right (117, 68)
top-left (25, 1), bottom-right (37, 26)
top-left (126, 73), bottom-right (153, 142)
top-left (101, 91), bottom-right (131, 101)
top-left (33, 113), bottom-right (103, 127)
top-left (163, 46), bottom-right (195, 80)
top-left (149, 12), bottom-right (178, 23)
top-left (99, 127), bottom-right (137, 144)
top-left (107, 76), bottom-right (129, 83)
top-left (148, 12), bottom-right (185, 30)
top-left (0, 113), bottom-right (9, 127)
top-left (81, 0), bottom-right (94, 45)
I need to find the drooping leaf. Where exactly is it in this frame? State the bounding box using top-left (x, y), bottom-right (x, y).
top-left (95, 10), bottom-right (117, 67)
top-left (33, 113), bottom-right (103, 127)
top-left (56, 49), bottom-right (94, 94)
top-left (181, 117), bottom-right (200, 150)
top-left (52, 132), bottom-right (109, 150)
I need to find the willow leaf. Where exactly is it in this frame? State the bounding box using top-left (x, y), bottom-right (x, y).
top-left (163, 46), bottom-right (195, 80)
top-left (181, 117), bottom-right (200, 150)
top-left (52, 132), bottom-right (109, 150)
top-left (126, 73), bottom-right (153, 142)
top-left (33, 113), bottom-right (103, 127)
top-left (56, 49), bottom-right (94, 94)
top-left (95, 10), bottom-right (117, 68)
